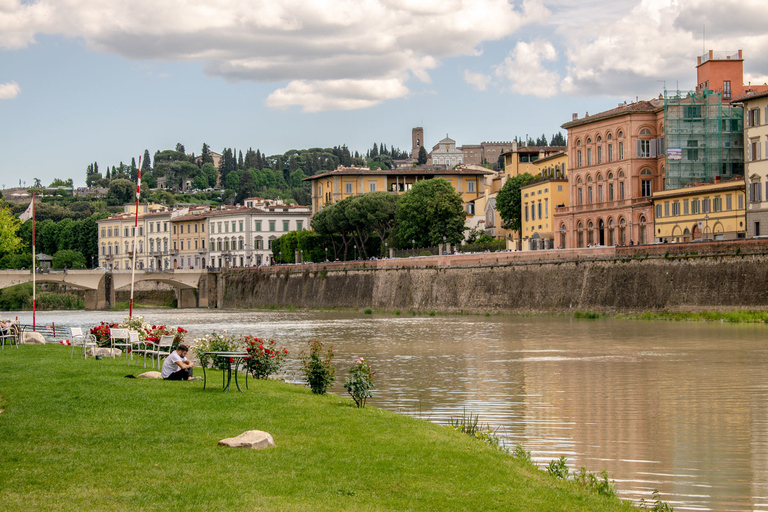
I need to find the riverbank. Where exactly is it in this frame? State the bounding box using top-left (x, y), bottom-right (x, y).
top-left (0, 345), bottom-right (634, 512)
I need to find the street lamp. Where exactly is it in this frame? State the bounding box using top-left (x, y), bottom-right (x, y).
top-left (412, 239), bottom-right (416, 258)
top-left (354, 244), bottom-right (357, 261)
top-left (629, 221), bottom-right (633, 244)
top-left (704, 214), bottom-right (709, 237)
top-left (384, 241), bottom-right (388, 259)
top-left (443, 236), bottom-right (447, 255)
top-left (325, 247), bottom-right (328, 262)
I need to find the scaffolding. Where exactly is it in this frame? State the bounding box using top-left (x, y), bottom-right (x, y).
top-left (664, 89), bottom-right (744, 190)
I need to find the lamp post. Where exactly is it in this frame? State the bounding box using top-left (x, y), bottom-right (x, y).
top-left (704, 214), bottom-right (709, 237)
top-left (354, 244), bottom-right (357, 261)
top-left (629, 221), bottom-right (633, 244)
top-left (412, 239), bottom-right (416, 258)
top-left (384, 242), bottom-right (388, 259)
top-left (325, 247), bottom-right (328, 262)
top-left (443, 235), bottom-right (447, 255)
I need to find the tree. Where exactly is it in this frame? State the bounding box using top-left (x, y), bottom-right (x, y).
top-left (550, 132), bottom-right (567, 146)
top-left (49, 178), bottom-right (73, 188)
top-left (235, 169), bottom-right (256, 204)
top-left (106, 178), bottom-right (136, 206)
top-left (142, 150), bottom-right (152, 174)
top-left (200, 143), bottom-right (213, 166)
top-left (0, 207), bottom-right (23, 254)
top-left (418, 146), bottom-right (428, 165)
top-left (175, 143), bottom-right (186, 154)
top-left (201, 163), bottom-right (219, 188)
top-left (52, 249), bottom-right (87, 269)
top-left (496, 172), bottom-right (537, 243)
top-left (356, 192), bottom-right (399, 255)
top-left (395, 178), bottom-right (466, 248)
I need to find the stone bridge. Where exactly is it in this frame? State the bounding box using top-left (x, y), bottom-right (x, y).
top-left (0, 269), bottom-right (212, 310)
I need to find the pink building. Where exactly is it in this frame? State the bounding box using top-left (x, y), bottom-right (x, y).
top-left (554, 100), bottom-right (665, 248)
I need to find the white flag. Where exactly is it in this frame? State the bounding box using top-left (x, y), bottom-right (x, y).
top-left (18, 199), bottom-right (33, 222)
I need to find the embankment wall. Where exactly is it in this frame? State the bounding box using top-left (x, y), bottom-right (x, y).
top-left (218, 242), bottom-right (768, 313)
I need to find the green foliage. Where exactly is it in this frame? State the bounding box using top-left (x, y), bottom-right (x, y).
top-left (192, 330), bottom-right (241, 370)
top-left (0, 283), bottom-right (32, 310)
top-left (243, 336), bottom-right (289, 379)
top-left (573, 311), bottom-right (601, 319)
top-left (106, 178), bottom-right (137, 206)
top-left (395, 178), bottom-right (466, 248)
top-left (512, 444), bottom-right (533, 465)
top-left (449, 410), bottom-right (502, 448)
top-left (496, 172), bottom-right (537, 233)
top-left (574, 468), bottom-right (616, 498)
top-left (52, 249), bottom-right (86, 269)
top-left (418, 145), bottom-right (428, 164)
top-left (638, 490), bottom-right (674, 511)
top-left (300, 340), bottom-right (336, 394)
top-left (0, 252), bottom-right (32, 269)
top-left (547, 456), bottom-right (570, 479)
top-left (0, 207), bottom-right (23, 254)
top-left (343, 357), bottom-right (376, 408)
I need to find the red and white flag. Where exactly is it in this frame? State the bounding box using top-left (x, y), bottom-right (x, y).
top-left (19, 199), bottom-right (33, 222)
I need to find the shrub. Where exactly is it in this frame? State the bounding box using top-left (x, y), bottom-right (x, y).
top-left (243, 337), bottom-right (289, 379)
top-left (343, 357), bottom-right (375, 408)
top-left (300, 340), bottom-right (336, 394)
top-left (363, 308), bottom-right (373, 315)
top-left (574, 467), bottom-right (616, 498)
top-left (546, 456), bottom-right (569, 479)
top-left (89, 321), bottom-right (118, 347)
top-left (193, 330), bottom-right (241, 370)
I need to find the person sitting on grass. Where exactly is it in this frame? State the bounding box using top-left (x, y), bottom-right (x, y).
top-left (161, 343), bottom-right (197, 381)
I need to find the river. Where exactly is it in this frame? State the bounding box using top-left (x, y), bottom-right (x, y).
top-left (5, 308), bottom-right (768, 511)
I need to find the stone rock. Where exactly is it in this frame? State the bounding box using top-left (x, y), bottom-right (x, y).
top-left (137, 371), bottom-right (162, 379)
top-left (218, 430), bottom-right (275, 450)
top-left (21, 332), bottom-right (46, 345)
top-left (85, 347), bottom-right (122, 357)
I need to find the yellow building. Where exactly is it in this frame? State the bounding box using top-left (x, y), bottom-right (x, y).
top-left (303, 166), bottom-right (495, 215)
top-left (170, 208), bottom-right (209, 269)
top-left (502, 142), bottom-right (567, 178)
top-left (520, 153), bottom-right (570, 250)
top-left (97, 213), bottom-right (147, 270)
top-left (652, 177), bottom-right (746, 242)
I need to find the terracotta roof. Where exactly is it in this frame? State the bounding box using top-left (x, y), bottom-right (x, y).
top-left (561, 99), bottom-right (664, 129)
top-left (731, 89), bottom-right (768, 103)
top-left (303, 166), bottom-right (495, 181)
top-left (530, 151), bottom-right (567, 165)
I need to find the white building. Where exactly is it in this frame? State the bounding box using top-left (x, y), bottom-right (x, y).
top-left (429, 136), bottom-right (464, 167)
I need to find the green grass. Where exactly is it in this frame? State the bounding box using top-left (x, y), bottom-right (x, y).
top-left (0, 345), bottom-right (635, 512)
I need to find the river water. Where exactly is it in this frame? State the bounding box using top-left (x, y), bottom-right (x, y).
top-left (5, 308), bottom-right (768, 511)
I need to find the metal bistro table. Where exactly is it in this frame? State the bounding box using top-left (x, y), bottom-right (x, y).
top-left (201, 352), bottom-right (250, 393)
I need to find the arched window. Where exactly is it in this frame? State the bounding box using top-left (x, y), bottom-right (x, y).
top-left (619, 218), bottom-right (626, 245)
top-left (587, 175), bottom-right (593, 182)
top-left (587, 221), bottom-right (594, 245)
top-left (619, 170), bottom-right (625, 177)
top-left (587, 137), bottom-right (592, 144)
top-left (597, 135), bottom-right (602, 142)
top-left (640, 128), bottom-right (652, 136)
top-left (608, 219), bottom-right (615, 245)
top-left (576, 139), bottom-right (582, 146)
top-left (618, 131), bottom-right (624, 138)
top-left (577, 222), bottom-right (584, 248)
top-left (607, 133), bottom-right (613, 140)
top-left (608, 172), bottom-right (614, 179)
top-left (597, 174), bottom-right (603, 181)
top-left (640, 169), bottom-right (653, 197)
top-left (559, 225), bottom-right (566, 249)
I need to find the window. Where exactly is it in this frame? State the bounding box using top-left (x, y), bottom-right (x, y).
top-left (703, 198), bottom-right (711, 213)
top-left (619, 142), bottom-right (624, 160)
top-left (345, 182), bottom-right (353, 194)
top-left (537, 202), bottom-right (542, 219)
top-left (751, 182), bottom-right (762, 202)
top-left (194, 224), bottom-right (198, 233)
top-left (664, 202), bottom-right (670, 217)
top-left (713, 196), bottom-right (722, 212)
top-left (642, 180), bottom-right (652, 197)
top-left (638, 139), bottom-right (651, 158)
top-left (587, 148), bottom-right (592, 166)
top-left (239, 221), bottom-right (244, 232)
top-left (656, 204), bottom-right (662, 218)
top-left (577, 150), bottom-right (582, 168)
top-left (684, 199), bottom-right (689, 215)
top-left (283, 220), bottom-right (290, 232)
top-left (608, 144), bottom-right (613, 162)
top-left (684, 106), bottom-right (702, 119)
top-left (692, 199), bottom-right (700, 214)
top-left (673, 202), bottom-right (682, 216)
top-left (588, 187), bottom-right (593, 204)
top-left (619, 181), bottom-right (625, 200)
top-left (467, 180), bottom-right (475, 193)
top-left (545, 199), bottom-right (548, 218)
top-left (231, 221), bottom-right (236, 232)
top-left (608, 183), bottom-right (614, 201)
top-left (739, 194), bottom-right (744, 209)
top-left (125, 228), bottom-right (129, 237)
top-left (269, 221), bottom-right (276, 231)
top-left (750, 139), bottom-right (761, 161)
top-left (598, 185), bottom-right (603, 203)
top-left (255, 221), bottom-right (262, 231)
top-left (369, 181), bottom-right (376, 192)
top-left (749, 108), bottom-right (761, 127)
top-left (524, 204), bottom-right (529, 222)
top-left (687, 140), bottom-right (699, 161)
top-left (255, 238), bottom-right (263, 250)
top-left (597, 146), bottom-right (602, 164)
top-left (297, 221), bottom-right (303, 231)
top-left (723, 80), bottom-right (731, 100)
top-left (578, 188), bottom-right (583, 205)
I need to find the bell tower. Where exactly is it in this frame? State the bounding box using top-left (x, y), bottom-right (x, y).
top-left (412, 127), bottom-right (424, 160)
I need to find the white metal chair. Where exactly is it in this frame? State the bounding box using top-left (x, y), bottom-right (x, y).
top-left (146, 335), bottom-right (175, 369)
top-left (109, 328), bottom-right (131, 360)
top-left (70, 327), bottom-right (98, 359)
top-left (1, 322), bottom-right (18, 350)
top-left (128, 331), bottom-right (148, 367)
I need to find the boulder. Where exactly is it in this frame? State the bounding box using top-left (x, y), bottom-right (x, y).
top-left (137, 371), bottom-right (162, 379)
top-left (86, 347), bottom-right (122, 357)
top-left (21, 332), bottom-right (46, 345)
top-left (218, 430), bottom-right (275, 450)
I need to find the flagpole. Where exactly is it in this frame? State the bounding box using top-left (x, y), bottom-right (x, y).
top-left (32, 190), bottom-right (36, 331)
top-left (129, 157), bottom-right (141, 319)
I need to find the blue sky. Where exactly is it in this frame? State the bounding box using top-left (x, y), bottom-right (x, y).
top-left (2, 0), bottom-right (767, 188)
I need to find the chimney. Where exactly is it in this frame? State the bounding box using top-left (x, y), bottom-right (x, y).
top-left (572, 113), bottom-right (578, 120)
top-left (714, 176), bottom-right (721, 184)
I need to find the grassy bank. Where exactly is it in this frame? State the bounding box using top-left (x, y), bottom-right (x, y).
top-left (0, 283), bottom-right (84, 311)
top-left (0, 345), bottom-right (634, 512)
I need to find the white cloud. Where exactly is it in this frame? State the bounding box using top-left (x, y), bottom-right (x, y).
top-left (266, 78), bottom-right (410, 113)
top-left (495, 39), bottom-right (560, 97)
top-left (0, 0), bottom-right (551, 110)
top-left (463, 70), bottom-right (491, 91)
top-left (0, 81), bottom-right (20, 99)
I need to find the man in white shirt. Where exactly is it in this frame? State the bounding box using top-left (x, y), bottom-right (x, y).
top-left (161, 343), bottom-right (196, 380)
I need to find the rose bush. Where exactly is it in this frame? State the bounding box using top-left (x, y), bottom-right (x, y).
top-left (243, 336), bottom-right (289, 379)
top-left (343, 357), bottom-right (376, 408)
top-left (300, 340), bottom-right (336, 395)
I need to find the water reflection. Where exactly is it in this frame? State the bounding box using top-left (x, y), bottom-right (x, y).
top-left (6, 308), bottom-right (768, 511)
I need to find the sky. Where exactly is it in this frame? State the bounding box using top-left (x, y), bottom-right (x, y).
top-left (2, 0), bottom-right (768, 188)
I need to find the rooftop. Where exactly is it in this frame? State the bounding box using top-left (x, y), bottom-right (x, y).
top-left (561, 99), bottom-right (664, 129)
top-left (303, 166), bottom-right (495, 181)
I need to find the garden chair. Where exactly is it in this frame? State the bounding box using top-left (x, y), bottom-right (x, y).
top-left (146, 335), bottom-right (174, 369)
top-left (1, 322), bottom-right (18, 350)
top-left (109, 328), bottom-right (131, 360)
top-left (70, 327), bottom-right (98, 359)
top-left (128, 331), bottom-right (143, 366)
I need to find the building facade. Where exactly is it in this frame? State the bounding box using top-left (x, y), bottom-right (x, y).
top-left (652, 177), bottom-right (745, 241)
top-left (556, 100), bottom-right (664, 248)
top-left (738, 91), bottom-right (768, 236)
top-left (520, 152), bottom-right (569, 249)
top-left (502, 143), bottom-right (568, 178)
top-left (304, 166), bottom-right (494, 215)
top-left (429, 137), bottom-right (464, 167)
top-left (170, 208), bottom-right (209, 269)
